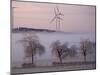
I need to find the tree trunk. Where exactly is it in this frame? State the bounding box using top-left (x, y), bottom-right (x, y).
top-left (57, 50), bottom-right (62, 64)
top-left (84, 55), bottom-right (86, 63)
top-left (59, 56), bottom-right (62, 64)
top-left (32, 50), bottom-right (34, 64)
top-left (83, 49), bottom-right (87, 63)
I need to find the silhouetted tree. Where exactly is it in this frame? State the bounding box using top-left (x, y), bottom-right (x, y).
top-left (69, 45), bottom-right (77, 57)
top-left (61, 44), bottom-right (77, 58)
top-left (51, 41), bottom-right (77, 64)
top-left (51, 40), bottom-right (63, 63)
top-left (80, 39), bottom-right (95, 62)
top-left (19, 34), bottom-right (45, 64)
top-left (61, 42), bottom-right (69, 59)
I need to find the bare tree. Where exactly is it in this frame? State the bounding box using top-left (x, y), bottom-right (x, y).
top-left (80, 39), bottom-right (87, 62)
top-left (61, 42), bottom-right (69, 59)
top-left (51, 41), bottom-right (77, 64)
top-left (61, 43), bottom-right (77, 58)
top-left (51, 40), bottom-right (63, 63)
top-left (19, 33), bottom-right (45, 64)
top-left (80, 39), bottom-right (95, 62)
top-left (69, 45), bottom-right (77, 57)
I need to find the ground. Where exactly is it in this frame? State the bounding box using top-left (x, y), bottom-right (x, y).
top-left (11, 62), bottom-right (96, 74)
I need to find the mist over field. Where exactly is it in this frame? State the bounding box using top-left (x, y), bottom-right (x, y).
top-left (11, 31), bottom-right (95, 67)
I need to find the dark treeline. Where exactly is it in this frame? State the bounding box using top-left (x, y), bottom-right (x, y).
top-left (12, 27), bottom-right (55, 32)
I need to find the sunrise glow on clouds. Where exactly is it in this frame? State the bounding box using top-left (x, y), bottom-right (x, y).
top-left (12, 1), bottom-right (96, 33)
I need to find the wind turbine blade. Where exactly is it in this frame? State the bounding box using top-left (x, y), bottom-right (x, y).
top-left (56, 5), bottom-right (59, 13)
top-left (50, 16), bottom-right (56, 23)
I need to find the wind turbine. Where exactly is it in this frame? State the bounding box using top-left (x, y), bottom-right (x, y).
top-left (50, 5), bottom-right (64, 31)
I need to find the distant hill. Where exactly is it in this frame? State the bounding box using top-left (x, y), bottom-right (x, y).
top-left (12, 27), bottom-right (56, 32)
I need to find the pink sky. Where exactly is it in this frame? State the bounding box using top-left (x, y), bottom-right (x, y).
top-left (12, 1), bottom-right (96, 33)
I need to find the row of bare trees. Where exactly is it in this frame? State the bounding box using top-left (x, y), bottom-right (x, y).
top-left (19, 34), bottom-right (95, 65)
top-left (52, 39), bottom-right (96, 64)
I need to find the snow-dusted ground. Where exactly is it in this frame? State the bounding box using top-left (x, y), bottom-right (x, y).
top-left (11, 31), bottom-right (96, 68)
